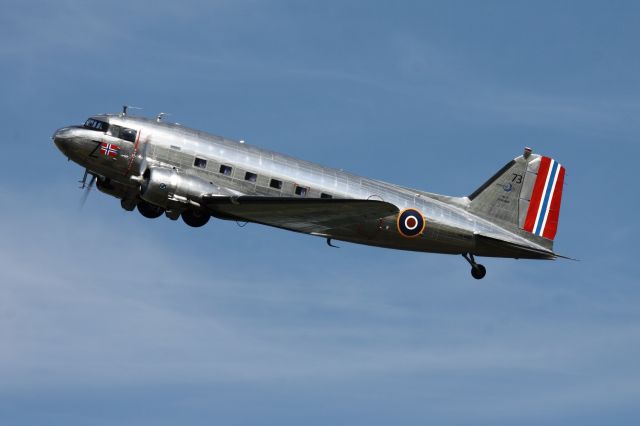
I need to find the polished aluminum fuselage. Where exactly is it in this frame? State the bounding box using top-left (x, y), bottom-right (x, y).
top-left (53, 114), bottom-right (553, 258)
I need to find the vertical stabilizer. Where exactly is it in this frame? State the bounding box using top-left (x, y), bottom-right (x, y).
top-left (468, 149), bottom-right (566, 247)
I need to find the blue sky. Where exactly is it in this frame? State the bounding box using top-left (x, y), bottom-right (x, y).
top-left (1, 1), bottom-right (639, 424)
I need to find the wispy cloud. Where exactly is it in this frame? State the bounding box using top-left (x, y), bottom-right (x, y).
top-left (1, 2), bottom-right (639, 421)
top-left (0, 185), bottom-right (638, 422)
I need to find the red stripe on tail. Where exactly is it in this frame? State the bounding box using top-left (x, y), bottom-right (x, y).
top-left (542, 165), bottom-right (565, 240)
top-left (523, 156), bottom-right (551, 232)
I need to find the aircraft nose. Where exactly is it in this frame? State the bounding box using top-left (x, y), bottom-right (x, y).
top-left (52, 127), bottom-right (73, 153)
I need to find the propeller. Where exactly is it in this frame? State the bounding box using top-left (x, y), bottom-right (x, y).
top-left (133, 138), bottom-right (151, 179)
top-left (79, 173), bottom-right (97, 210)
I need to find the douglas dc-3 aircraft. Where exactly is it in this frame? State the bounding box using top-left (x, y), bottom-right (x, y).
top-left (52, 107), bottom-right (567, 279)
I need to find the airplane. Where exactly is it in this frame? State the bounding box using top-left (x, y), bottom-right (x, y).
top-left (52, 107), bottom-right (567, 279)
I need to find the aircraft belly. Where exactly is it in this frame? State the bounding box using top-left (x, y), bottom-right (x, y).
top-left (325, 217), bottom-right (476, 255)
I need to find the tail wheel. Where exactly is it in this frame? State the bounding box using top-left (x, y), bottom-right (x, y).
top-left (471, 264), bottom-right (487, 280)
top-left (137, 200), bottom-right (164, 219)
top-left (462, 253), bottom-right (487, 280)
top-left (182, 209), bottom-right (210, 227)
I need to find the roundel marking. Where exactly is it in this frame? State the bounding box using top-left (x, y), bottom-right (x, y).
top-left (397, 208), bottom-right (426, 238)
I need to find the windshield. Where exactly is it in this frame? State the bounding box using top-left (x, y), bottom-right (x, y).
top-left (84, 118), bottom-right (109, 131)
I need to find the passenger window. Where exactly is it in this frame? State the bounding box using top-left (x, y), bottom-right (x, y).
top-left (295, 185), bottom-right (308, 197)
top-left (270, 179), bottom-right (282, 189)
top-left (245, 172), bottom-right (257, 182)
top-left (194, 157), bottom-right (207, 168)
top-left (219, 165), bottom-right (232, 176)
top-left (320, 193), bottom-right (333, 199)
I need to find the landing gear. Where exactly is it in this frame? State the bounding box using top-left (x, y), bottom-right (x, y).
top-left (120, 198), bottom-right (137, 212)
top-left (165, 209), bottom-right (181, 221)
top-left (462, 253), bottom-right (487, 280)
top-left (181, 208), bottom-right (210, 227)
top-left (137, 200), bottom-right (164, 219)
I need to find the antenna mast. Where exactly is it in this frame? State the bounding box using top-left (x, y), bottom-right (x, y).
top-left (121, 105), bottom-right (142, 117)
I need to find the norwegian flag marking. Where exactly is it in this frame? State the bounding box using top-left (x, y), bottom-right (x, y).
top-left (100, 142), bottom-right (120, 157)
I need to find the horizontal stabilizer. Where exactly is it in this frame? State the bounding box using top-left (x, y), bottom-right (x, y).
top-left (474, 233), bottom-right (558, 260)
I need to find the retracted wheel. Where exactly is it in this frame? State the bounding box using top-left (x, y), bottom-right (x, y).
top-left (120, 198), bottom-right (137, 212)
top-left (165, 209), bottom-right (181, 221)
top-left (137, 200), bottom-right (164, 219)
top-left (471, 264), bottom-right (487, 280)
top-left (182, 209), bottom-right (210, 227)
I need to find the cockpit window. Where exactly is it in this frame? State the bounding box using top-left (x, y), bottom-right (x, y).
top-left (84, 118), bottom-right (109, 132)
top-left (119, 128), bottom-right (137, 143)
top-left (107, 125), bottom-right (122, 138)
top-left (108, 125), bottom-right (138, 143)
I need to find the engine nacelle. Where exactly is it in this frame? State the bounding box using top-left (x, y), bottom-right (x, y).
top-left (140, 167), bottom-right (215, 209)
top-left (96, 177), bottom-right (136, 200)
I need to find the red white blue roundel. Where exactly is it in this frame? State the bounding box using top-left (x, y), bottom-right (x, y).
top-left (397, 208), bottom-right (426, 238)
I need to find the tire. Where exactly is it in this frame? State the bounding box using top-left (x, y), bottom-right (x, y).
top-left (120, 198), bottom-right (137, 212)
top-left (181, 209), bottom-right (210, 227)
top-left (137, 200), bottom-right (164, 219)
top-left (471, 264), bottom-right (487, 280)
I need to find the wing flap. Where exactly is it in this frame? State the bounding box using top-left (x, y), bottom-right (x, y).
top-left (201, 196), bottom-right (399, 234)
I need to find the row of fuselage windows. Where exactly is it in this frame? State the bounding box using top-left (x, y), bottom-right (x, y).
top-left (194, 156), bottom-right (333, 199)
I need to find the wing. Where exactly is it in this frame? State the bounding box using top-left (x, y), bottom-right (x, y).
top-left (201, 196), bottom-right (399, 235)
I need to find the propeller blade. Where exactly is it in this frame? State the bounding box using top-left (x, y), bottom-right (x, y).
top-left (128, 139), bottom-right (149, 177)
top-left (79, 169), bottom-right (89, 188)
top-left (79, 174), bottom-right (97, 209)
top-left (138, 141), bottom-right (149, 175)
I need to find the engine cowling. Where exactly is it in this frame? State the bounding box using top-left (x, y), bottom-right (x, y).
top-left (140, 167), bottom-right (215, 209)
top-left (96, 177), bottom-right (132, 199)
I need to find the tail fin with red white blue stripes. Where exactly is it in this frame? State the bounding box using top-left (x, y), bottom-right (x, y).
top-left (467, 149), bottom-right (566, 249)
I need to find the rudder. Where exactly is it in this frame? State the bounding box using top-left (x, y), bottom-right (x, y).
top-left (520, 156), bottom-right (566, 240)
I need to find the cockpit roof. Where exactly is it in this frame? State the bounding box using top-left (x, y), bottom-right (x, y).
top-left (89, 113), bottom-right (180, 128)
top-left (87, 113), bottom-right (230, 144)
